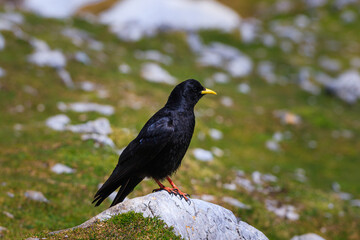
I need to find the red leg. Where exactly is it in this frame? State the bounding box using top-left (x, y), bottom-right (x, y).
top-left (152, 177), bottom-right (190, 202)
top-left (166, 177), bottom-right (190, 200)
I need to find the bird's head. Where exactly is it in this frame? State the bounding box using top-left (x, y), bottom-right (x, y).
top-left (166, 79), bottom-right (217, 109)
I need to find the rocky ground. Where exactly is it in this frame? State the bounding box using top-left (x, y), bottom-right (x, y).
top-left (0, 0), bottom-right (359, 239)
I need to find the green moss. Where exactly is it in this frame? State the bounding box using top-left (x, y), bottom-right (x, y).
top-left (33, 211), bottom-right (182, 240)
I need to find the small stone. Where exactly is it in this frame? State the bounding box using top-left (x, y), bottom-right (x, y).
top-left (3, 211), bottom-right (14, 219)
top-left (141, 63), bottom-right (176, 85)
top-left (266, 140), bottom-right (280, 152)
top-left (350, 199), bottom-right (360, 207)
top-left (223, 183), bottom-right (237, 191)
top-left (220, 96), bottom-right (233, 107)
top-left (51, 163), bottom-right (75, 174)
top-left (24, 190), bottom-right (49, 203)
top-left (238, 83), bottom-right (251, 94)
top-left (46, 114), bottom-right (70, 131)
top-left (222, 196), bottom-right (251, 209)
top-left (209, 128), bottom-right (223, 140)
top-left (6, 192), bottom-right (14, 198)
top-left (118, 64), bottom-right (131, 74)
top-left (0, 226), bottom-right (7, 236)
top-left (291, 233), bottom-right (326, 240)
top-left (193, 148), bottom-right (214, 162)
top-left (265, 199), bottom-right (299, 220)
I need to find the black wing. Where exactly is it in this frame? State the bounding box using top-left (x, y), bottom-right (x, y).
top-left (93, 114), bottom-right (174, 206)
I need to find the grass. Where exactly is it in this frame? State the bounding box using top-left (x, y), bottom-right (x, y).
top-left (33, 211), bottom-right (182, 239)
top-left (0, 1), bottom-right (360, 239)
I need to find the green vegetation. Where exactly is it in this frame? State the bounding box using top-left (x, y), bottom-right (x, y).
top-left (34, 211), bottom-right (182, 239)
top-left (0, 1), bottom-right (359, 240)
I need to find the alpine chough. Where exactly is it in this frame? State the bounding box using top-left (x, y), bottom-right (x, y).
top-left (93, 79), bottom-right (216, 207)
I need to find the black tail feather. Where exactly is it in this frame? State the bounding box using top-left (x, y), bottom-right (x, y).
top-left (110, 176), bottom-right (144, 207)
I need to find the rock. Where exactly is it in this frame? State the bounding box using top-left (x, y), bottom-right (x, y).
top-left (0, 32), bottom-right (5, 50)
top-left (291, 233), bottom-right (326, 240)
top-left (118, 63), bottom-right (131, 74)
top-left (135, 50), bottom-right (172, 65)
top-left (265, 199), bottom-right (299, 221)
top-left (24, 190), bottom-right (49, 203)
top-left (0, 226), bottom-right (7, 237)
top-left (81, 133), bottom-right (115, 148)
top-left (350, 199), bottom-right (360, 207)
top-left (209, 128), bottom-right (223, 140)
top-left (67, 118), bottom-right (112, 135)
top-left (54, 191), bottom-right (268, 240)
top-left (58, 102), bottom-right (115, 116)
top-left (51, 163), bottom-right (75, 174)
top-left (45, 114), bottom-right (70, 131)
top-left (193, 148), bottom-right (214, 162)
top-left (222, 196), bottom-right (251, 209)
top-left (140, 62), bottom-right (177, 85)
top-left (3, 211), bottom-right (14, 219)
top-left (0, 66), bottom-right (5, 78)
top-left (325, 70), bottom-right (360, 104)
top-left (56, 68), bottom-right (74, 89)
top-left (99, 0), bottom-right (240, 41)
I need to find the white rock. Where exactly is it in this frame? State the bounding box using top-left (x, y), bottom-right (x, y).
top-left (100, 0), bottom-right (240, 41)
top-left (209, 128), bottom-right (223, 140)
top-left (6, 192), bottom-right (14, 198)
top-left (75, 51), bottom-right (91, 65)
top-left (222, 196), bottom-right (251, 209)
top-left (78, 81), bottom-right (96, 92)
top-left (81, 133), bottom-right (115, 148)
top-left (350, 199), bottom-right (360, 207)
top-left (319, 57), bottom-right (341, 72)
top-left (0, 33), bottom-right (5, 50)
top-left (141, 63), bottom-right (176, 85)
top-left (193, 148), bottom-right (214, 162)
top-left (239, 19), bottom-right (259, 43)
top-left (118, 64), bottom-right (131, 74)
top-left (63, 191), bottom-right (269, 240)
top-left (266, 140), bottom-right (280, 152)
top-left (0, 226), bottom-right (7, 235)
top-left (197, 42), bottom-right (253, 77)
top-left (265, 199), bottom-right (299, 220)
top-left (212, 72), bottom-right (229, 84)
top-left (226, 55), bottom-right (253, 77)
top-left (51, 163), bottom-right (75, 174)
top-left (24, 190), bottom-right (49, 203)
top-left (234, 176), bottom-right (255, 192)
top-left (211, 147), bottom-right (224, 157)
top-left (223, 183), bottom-right (237, 191)
top-left (57, 68), bottom-right (74, 89)
top-left (294, 168), bottom-right (307, 182)
top-left (46, 114), bottom-right (70, 131)
top-left (3, 211), bottom-right (14, 219)
top-left (135, 50), bottom-right (172, 65)
top-left (23, 0), bottom-right (100, 18)
top-left (197, 194), bottom-right (216, 202)
top-left (220, 96), bottom-right (234, 107)
top-left (291, 233), bottom-right (326, 240)
top-left (0, 66), bottom-right (5, 78)
top-left (238, 83), bottom-right (251, 94)
top-left (252, 171), bottom-right (262, 185)
top-left (257, 61), bottom-right (276, 83)
top-left (59, 102), bottom-right (115, 116)
top-left (67, 118), bottom-right (112, 135)
top-left (28, 46), bottom-right (66, 68)
top-left (325, 70), bottom-right (360, 104)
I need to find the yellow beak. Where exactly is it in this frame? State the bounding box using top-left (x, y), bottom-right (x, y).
top-left (201, 88), bottom-right (217, 95)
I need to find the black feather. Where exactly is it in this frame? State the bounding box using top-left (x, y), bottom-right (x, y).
top-left (93, 79), bottom-right (213, 207)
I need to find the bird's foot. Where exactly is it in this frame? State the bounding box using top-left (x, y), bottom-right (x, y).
top-left (153, 187), bottom-right (190, 202)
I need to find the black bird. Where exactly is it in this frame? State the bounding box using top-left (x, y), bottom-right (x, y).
top-left (93, 79), bottom-right (216, 207)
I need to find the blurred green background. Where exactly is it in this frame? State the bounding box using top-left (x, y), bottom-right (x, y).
top-left (0, 0), bottom-right (359, 239)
